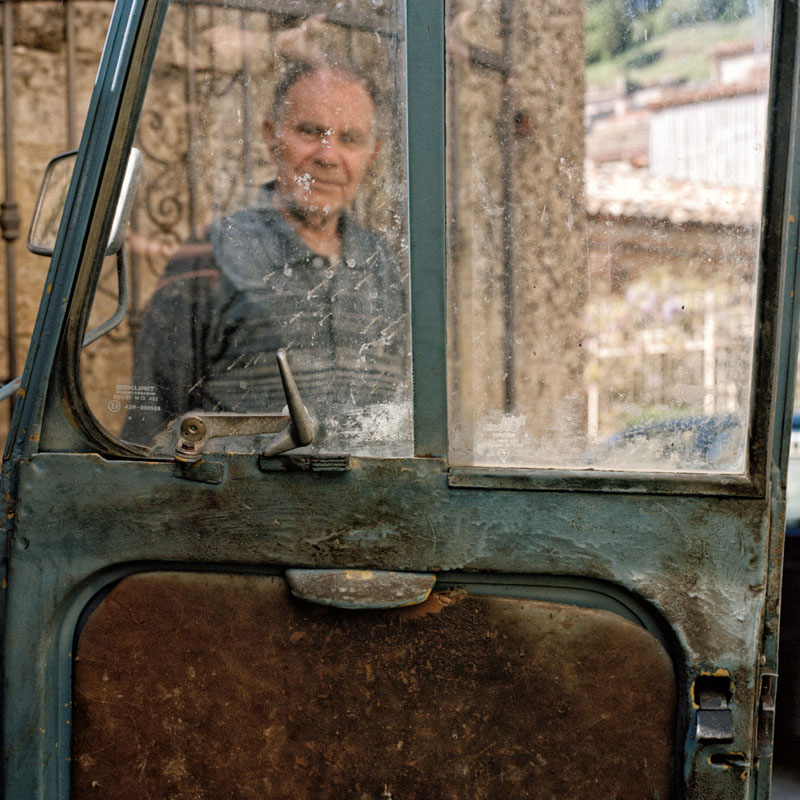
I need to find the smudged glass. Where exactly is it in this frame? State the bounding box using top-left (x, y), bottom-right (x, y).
top-left (81, 0), bottom-right (412, 458)
top-left (446, 0), bottom-right (772, 472)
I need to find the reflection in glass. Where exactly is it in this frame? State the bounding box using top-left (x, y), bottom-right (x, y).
top-left (80, 1), bottom-right (412, 458)
top-left (447, 0), bottom-right (771, 472)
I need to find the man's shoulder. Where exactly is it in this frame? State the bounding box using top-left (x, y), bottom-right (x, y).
top-left (209, 204), bottom-right (271, 236)
top-left (207, 203), bottom-right (296, 290)
top-left (208, 185), bottom-right (280, 246)
top-left (153, 230), bottom-right (220, 294)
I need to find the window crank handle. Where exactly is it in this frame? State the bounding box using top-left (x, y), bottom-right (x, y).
top-left (261, 349), bottom-right (316, 457)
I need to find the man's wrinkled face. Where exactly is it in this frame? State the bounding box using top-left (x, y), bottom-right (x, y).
top-left (263, 69), bottom-right (381, 223)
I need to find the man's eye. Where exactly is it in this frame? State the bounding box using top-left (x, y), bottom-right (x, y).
top-left (341, 131), bottom-right (364, 145)
top-left (297, 123), bottom-right (323, 136)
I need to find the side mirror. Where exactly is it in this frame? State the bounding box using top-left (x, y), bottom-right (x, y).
top-left (27, 147), bottom-right (143, 257)
top-left (0, 147), bottom-right (144, 403)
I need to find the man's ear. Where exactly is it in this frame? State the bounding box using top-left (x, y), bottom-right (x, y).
top-left (368, 138), bottom-right (382, 168)
top-left (262, 118), bottom-right (277, 152)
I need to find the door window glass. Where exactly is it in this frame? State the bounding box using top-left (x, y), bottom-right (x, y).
top-left (446, 0), bottom-right (771, 472)
top-left (81, 0), bottom-right (411, 458)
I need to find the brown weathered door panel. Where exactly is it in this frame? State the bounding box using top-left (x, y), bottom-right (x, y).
top-left (72, 571), bottom-right (676, 799)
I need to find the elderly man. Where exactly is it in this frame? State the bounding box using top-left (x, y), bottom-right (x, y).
top-left (123, 61), bottom-right (409, 451)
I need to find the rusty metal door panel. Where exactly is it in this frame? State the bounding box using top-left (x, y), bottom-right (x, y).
top-left (72, 571), bottom-right (675, 799)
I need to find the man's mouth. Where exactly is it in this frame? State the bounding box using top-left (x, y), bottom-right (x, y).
top-left (294, 173), bottom-right (346, 190)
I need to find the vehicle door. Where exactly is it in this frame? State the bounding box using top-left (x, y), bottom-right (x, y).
top-left (3, 0), bottom-right (798, 798)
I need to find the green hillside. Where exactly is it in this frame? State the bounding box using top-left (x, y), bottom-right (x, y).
top-left (586, 1), bottom-right (770, 89)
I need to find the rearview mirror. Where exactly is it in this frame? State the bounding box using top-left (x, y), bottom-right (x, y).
top-left (27, 147), bottom-right (142, 257)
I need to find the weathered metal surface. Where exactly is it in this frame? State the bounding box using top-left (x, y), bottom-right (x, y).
top-left (14, 454), bottom-right (769, 661)
top-left (4, 452), bottom-right (770, 797)
top-left (697, 710), bottom-right (736, 743)
top-left (71, 571), bottom-right (676, 799)
top-left (285, 568), bottom-right (436, 608)
top-left (260, 452), bottom-right (353, 473)
top-left (449, 465), bottom-right (758, 497)
top-left (407, 0), bottom-right (447, 457)
top-left (756, 674), bottom-right (777, 758)
top-left (12, 452), bottom-right (771, 669)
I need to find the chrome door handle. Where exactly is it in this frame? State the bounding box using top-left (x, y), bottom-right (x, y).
top-left (285, 569), bottom-right (436, 610)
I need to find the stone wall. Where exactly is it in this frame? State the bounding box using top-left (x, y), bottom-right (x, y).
top-left (0, 1), bottom-right (113, 439)
top-left (447, 0), bottom-right (587, 466)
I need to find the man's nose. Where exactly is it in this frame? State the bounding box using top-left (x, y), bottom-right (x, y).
top-left (312, 132), bottom-right (342, 165)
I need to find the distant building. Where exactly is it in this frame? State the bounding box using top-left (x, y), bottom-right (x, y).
top-left (711, 40), bottom-right (771, 86)
top-left (649, 85), bottom-right (767, 188)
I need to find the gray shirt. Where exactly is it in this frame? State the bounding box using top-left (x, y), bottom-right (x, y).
top-left (123, 184), bottom-right (409, 449)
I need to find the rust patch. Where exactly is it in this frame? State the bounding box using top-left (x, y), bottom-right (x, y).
top-left (394, 588), bottom-right (466, 618)
top-left (72, 572), bottom-right (676, 799)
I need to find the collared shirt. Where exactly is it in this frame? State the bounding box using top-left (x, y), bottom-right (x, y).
top-left (123, 183), bottom-right (410, 453)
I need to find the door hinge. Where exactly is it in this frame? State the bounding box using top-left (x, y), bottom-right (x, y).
top-left (756, 672), bottom-right (777, 759)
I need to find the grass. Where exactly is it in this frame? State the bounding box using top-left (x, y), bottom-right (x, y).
top-left (585, 14), bottom-right (768, 89)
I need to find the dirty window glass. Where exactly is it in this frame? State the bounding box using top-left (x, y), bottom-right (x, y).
top-left (446, 0), bottom-right (771, 472)
top-left (81, 0), bottom-right (411, 458)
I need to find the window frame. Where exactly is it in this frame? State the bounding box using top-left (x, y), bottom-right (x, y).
top-left (50, 0), bottom-right (800, 500)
